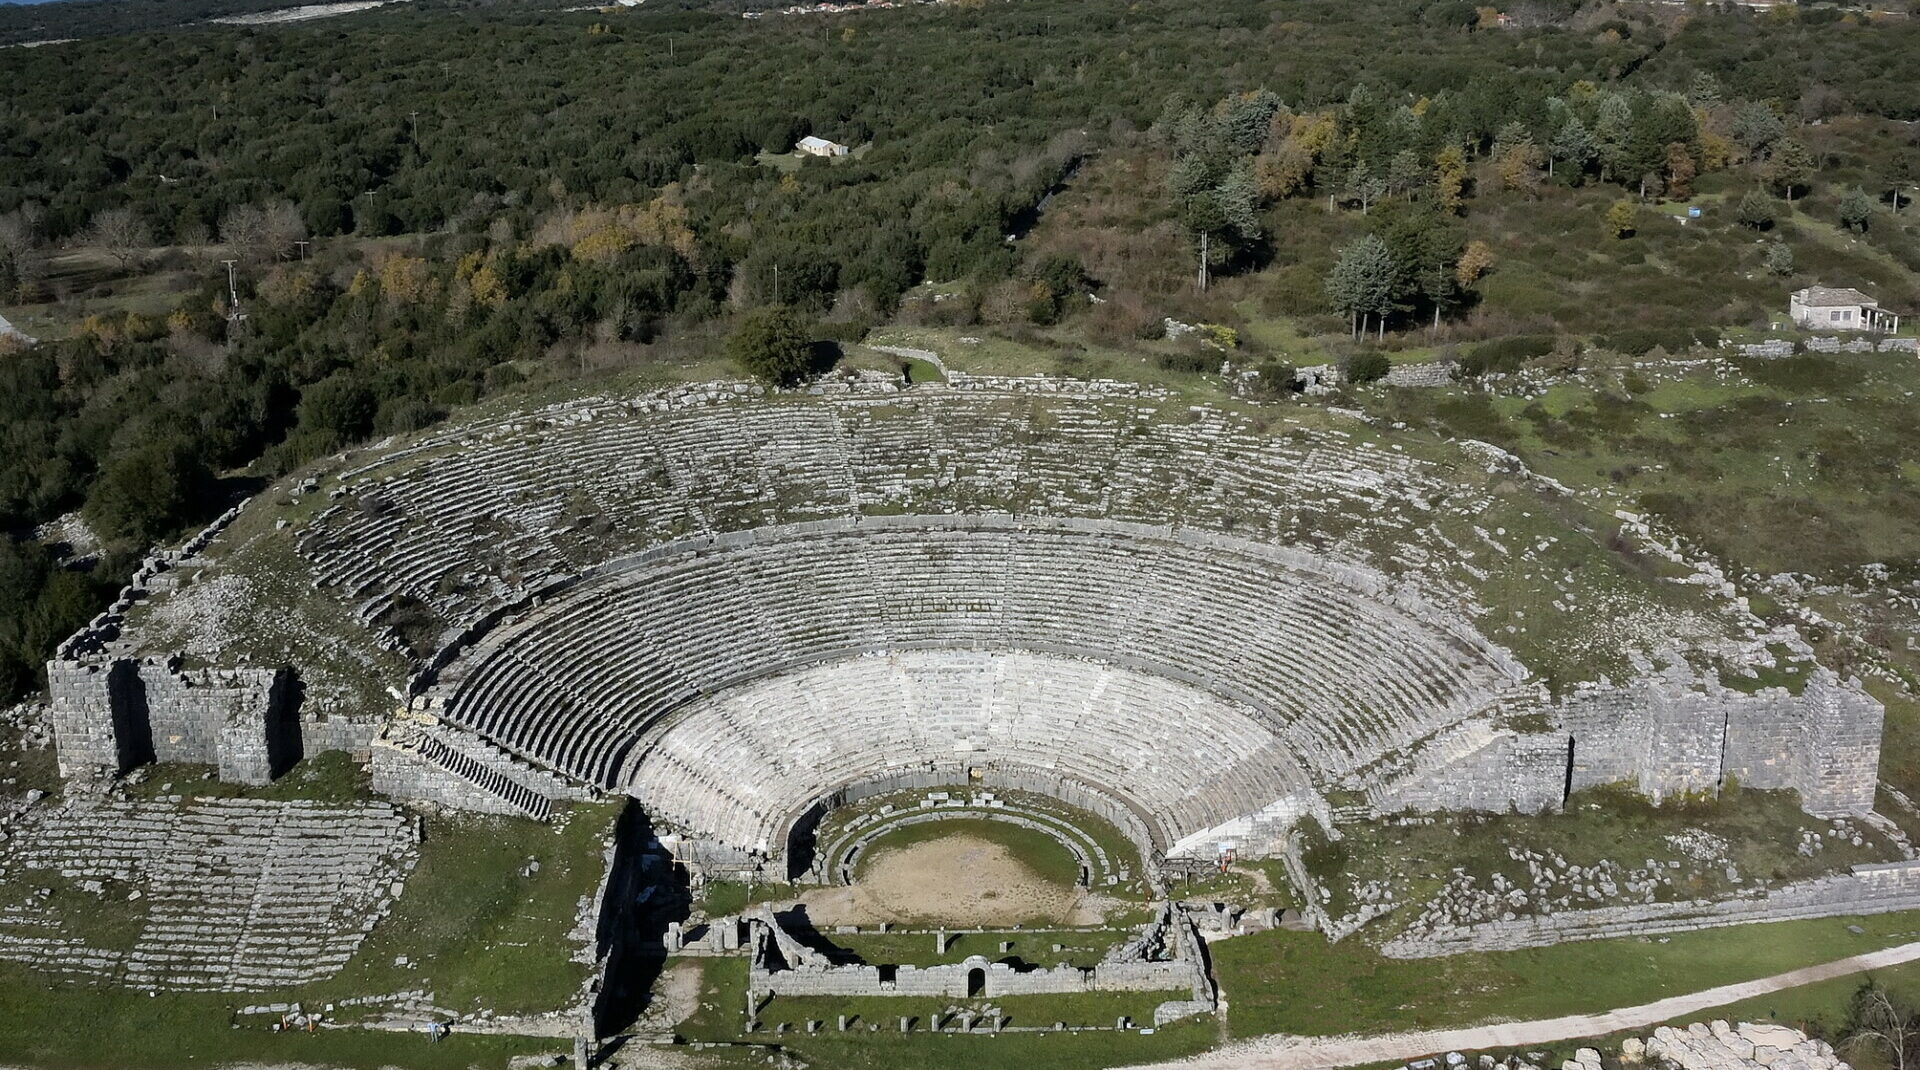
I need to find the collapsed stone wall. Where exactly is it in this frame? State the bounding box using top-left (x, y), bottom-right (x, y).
top-left (746, 903), bottom-right (1213, 1006)
top-left (1383, 857), bottom-right (1920, 958)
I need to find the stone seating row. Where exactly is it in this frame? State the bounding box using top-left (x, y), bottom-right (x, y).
top-left (297, 387), bottom-right (1470, 633)
top-left (0, 798), bottom-right (416, 991)
top-left (620, 650), bottom-right (1314, 853)
top-left (436, 525), bottom-right (1511, 793)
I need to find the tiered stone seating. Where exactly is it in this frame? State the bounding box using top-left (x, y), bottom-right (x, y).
top-left (0, 798), bottom-right (416, 991)
top-left (622, 650), bottom-right (1314, 854)
top-left (423, 517), bottom-right (1519, 856)
top-left (296, 383), bottom-right (1468, 634)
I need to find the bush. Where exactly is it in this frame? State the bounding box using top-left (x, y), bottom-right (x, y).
top-left (1600, 326), bottom-right (1717, 356)
top-left (1458, 334), bottom-right (1555, 376)
top-left (727, 305), bottom-right (815, 387)
top-left (1248, 361), bottom-right (1298, 399)
top-left (1156, 351), bottom-right (1212, 375)
top-left (1344, 350), bottom-right (1391, 384)
top-left (297, 373), bottom-right (377, 443)
top-left (82, 437), bottom-right (214, 546)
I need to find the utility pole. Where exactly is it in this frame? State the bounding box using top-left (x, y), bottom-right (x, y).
top-left (293, 240), bottom-right (310, 261)
top-left (773, 263), bottom-right (780, 306)
top-left (1196, 233), bottom-right (1209, 292)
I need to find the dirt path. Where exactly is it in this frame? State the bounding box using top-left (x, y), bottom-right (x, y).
top-left (795, 833), bottom-right (1122, 927)
top-left (631, 961), bottom-right (703, 1033)
top-left (1135, 939), bottom-right (1920, 1070)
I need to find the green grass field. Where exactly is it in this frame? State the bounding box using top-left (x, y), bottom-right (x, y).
top-left (1214, 910), bottom-right (1920, 1040)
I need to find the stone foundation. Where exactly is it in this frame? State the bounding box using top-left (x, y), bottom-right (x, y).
top-left (746, 901), bottom-right (1214, 1010)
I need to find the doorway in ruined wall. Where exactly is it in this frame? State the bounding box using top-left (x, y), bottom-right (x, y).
top-left (966, 967), bottom-right (986, 998)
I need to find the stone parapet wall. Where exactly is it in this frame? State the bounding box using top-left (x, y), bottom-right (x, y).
top-left (1368, 720), bottom-right (1565, 815)
top-left (370, 723), bottom-right (588, 819)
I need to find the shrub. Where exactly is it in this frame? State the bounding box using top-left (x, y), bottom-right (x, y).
top-left (1156, 351), bottom-right (1212, 375)
top-left (1248, 361), bottom-right (1298, 399)
top-left (1765, 241), bottom-right (1795, 276)
top-left (727, 305), bottom-right (814, 387)
top-left (1605, 199), bottom-right (1637, 238)
top-left (1344, 350), bottom-right (1391, 384)
top-left (297, 373), bottom-right (377, 443)
top-left (1600, 327), bottom-right (1717, 356)
top-left (1458, 334), bottom-right (1555, 376)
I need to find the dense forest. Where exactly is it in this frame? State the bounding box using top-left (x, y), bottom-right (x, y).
top-left (1, 0), bottom-right (1918, 701)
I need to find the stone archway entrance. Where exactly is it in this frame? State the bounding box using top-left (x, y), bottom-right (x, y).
top-left (966, 966), bottom-right (986, 998)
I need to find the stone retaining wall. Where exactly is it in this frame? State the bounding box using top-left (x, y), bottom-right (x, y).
top-left (1559, 669), bottom-right (1880, 817)
top-left (1382, 858), bottom-right (1920, 958)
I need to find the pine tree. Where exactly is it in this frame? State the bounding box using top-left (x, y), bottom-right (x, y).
top-left (1736, 189), bottom-right (1776, 230)
top-left (1325, 234), bottom-right (1398, 338)
top-left (1765, 241), bottom-right (1795, 277)
top-left (1766, 138), bottom-right (1814, 203)
top-left (1838, 186), bottom-right (1875, 232)
top-left (1549, 116), bottom-right (1596, 179)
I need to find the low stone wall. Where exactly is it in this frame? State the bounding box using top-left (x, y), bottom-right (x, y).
top-left (1382, 362), bottom-right (1454, 388)
top-left (1382, 858), bottom-right (1920, 958)
top-left (746, 902), bottom-right (1214, 1005)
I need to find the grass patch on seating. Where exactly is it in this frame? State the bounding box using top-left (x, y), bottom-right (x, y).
top-left (314, 799), bottom-right (622, 1017)
top-left (121, 751), bottom-right (371, 805)
top-left (675, 957), bottom-right (1215, 1069)
top-left (0, 870), bottom-right (150, 954)
top-left (1212, 910), bottom-right (1920, 1040)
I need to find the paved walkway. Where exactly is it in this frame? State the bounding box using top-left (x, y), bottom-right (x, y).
top-left (1135, 939), bottom-right (1920, 1070)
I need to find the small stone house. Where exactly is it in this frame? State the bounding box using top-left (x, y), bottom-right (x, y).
top-left (795, 135), bottom-right (850, 157)
top-left (1790, 286), bottom-right (1900, 333)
